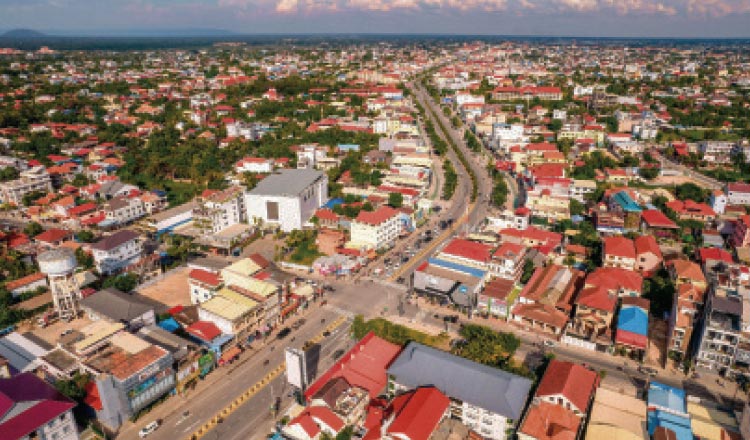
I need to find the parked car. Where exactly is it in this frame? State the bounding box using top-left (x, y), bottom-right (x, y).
top-left (277, 327), bottom-right (292, 339)
top-left (638, 366), bottom-right (658, 376)
top-left (139, 421), bottom-right (161, 438)
top-left (543, 340), bottom-right (556, 348)
top-left (332, 349), bottom-right (345, 360)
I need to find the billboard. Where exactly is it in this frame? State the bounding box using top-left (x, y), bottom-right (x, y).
top-left (285, 348), bottom-right (305, 389)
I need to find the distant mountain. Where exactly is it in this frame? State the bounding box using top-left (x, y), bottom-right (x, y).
top-left (1, 29), bottom-right (47, 38)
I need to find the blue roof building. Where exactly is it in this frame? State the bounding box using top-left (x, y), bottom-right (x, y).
top-left (617, 305), bottom-right (649, 336)
top-left (648, 382), bottom-right (687, 414)
top-left (647, 410), bottom-right (693, 440)
top-left (647, 382), bottom-right (692, 440)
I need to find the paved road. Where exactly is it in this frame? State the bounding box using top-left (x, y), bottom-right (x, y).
top-left (654, 151), bottom-right (723, 190)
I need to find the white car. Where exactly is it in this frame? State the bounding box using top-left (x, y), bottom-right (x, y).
top-left (139, 421), bottom-right (160, 438)
top-left (543, 340), bottom-right (556, 348)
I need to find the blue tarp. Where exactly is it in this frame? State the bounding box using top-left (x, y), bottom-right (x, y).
top-left (648, 382), bottom-right (687, 413)
top-left (647, 410), bottom-right (692, 440)
top-left (617, 305), bottom-right (649, 336)
top-left (324, 198), bottom-right (344, 209)
top-left (158, 318), bottom-right (180, 333)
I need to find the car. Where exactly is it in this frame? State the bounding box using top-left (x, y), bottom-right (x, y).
top-left (60, 329), bottom-right (74, 337)
top-left (332, 349), bottom-right (345, 359)
top-left (139, 421), bottom-right (160, 438)
top-left (543, 340), bottom-right (556, 348)
top-left (291, 319), bottom-right (305, 330)
top-left (638, 366), bottom-right (658, 376)
top-left (277, 328), bottom-right (292, 339)
top-left (323, 331), bottom-right (331, 337)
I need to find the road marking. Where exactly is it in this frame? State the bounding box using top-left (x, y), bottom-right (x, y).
top-left (184, 316), bottom-right (349, 440)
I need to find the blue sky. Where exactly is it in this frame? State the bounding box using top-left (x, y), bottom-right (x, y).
top-left (2, 0), bottom-right (750, 37)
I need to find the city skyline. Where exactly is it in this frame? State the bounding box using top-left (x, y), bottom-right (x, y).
top-left (2, 0), bottom-right (750, 38)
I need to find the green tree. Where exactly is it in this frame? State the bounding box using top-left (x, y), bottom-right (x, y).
top-left (388, 192), bottom-right (403, 208)
top-left (71, 174), bottom-right (90, 187)
top-left (24, 222), bottom-right (43, 237)
top-left (569, 199), bottom-right (586, 216)
top-left (76, 230), bottom-right (96, 243)
top-left (520, 259), bottom-right (536, 284)
top-left (102, 273), bottom-right (139, 292)
top-left (75, 247), bottom-right (94, 270)
top-left (0, 167), bottom-right (19, 182)
top-left (675, 182), bottom-right (706, 202)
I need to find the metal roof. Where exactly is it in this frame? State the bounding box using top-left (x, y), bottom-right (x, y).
top-left (247, 169), bottom-right (324, 197)
top-left (387, 342), bottom-right (532, 420)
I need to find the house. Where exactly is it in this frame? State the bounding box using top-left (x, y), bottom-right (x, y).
top-left (534, 360), bottom-right (599, 416)
top-left (245, 169), bottom-right (328, 232)
top-left (34, 228), bottom-right (74, 248)
top-left (710, 190), bottom-right (728, 215)
top-left (89, 230), bottom-right (142, 275)
top-left (603, 236), bottom-right (636, 270)
top-left (387, 342), bottom-right (532, 440)
top-left (665, 199), bottom-right (716, 222)
top-left (79, 288), bottom-right (155, 332)
top-left (634, 234), bottom-right (663, 276)
top-left (478, 277), bottom-right (516, 318)
top-left (615, 297), bottom-right (650, 359)
top-left (235, 157), bottom-right (274, 174)
top-left (103, 195), bottom-right (146, 225)
top-left (517, 401), bottom-right (580, 440)
top-left (0, 372), bottom-right (78, 440)
top-left (511, 265), bottom-right (584, 336)
top-left (349, 206), bottom-right (401, 251)
top-left (727, 182), bottom-right (750, 206)
top-left (490, 242), bottom-right (527, 281)
top-left (188, 269), bottom-right (222, 304)
top-left (373, 387), bottom-right (451, 440)
top-left (0, 166), bottom-right (53, 206)
top-left (283, 406), bottom-right (345, 440)
top-left (640, 209), bottom-right (679, 238)
top-left (731, 215), bottom-right (750, 248)
top-left (5, 272), bottom-right (47, 299)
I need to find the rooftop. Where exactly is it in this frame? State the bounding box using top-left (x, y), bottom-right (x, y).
top-left (248, 169), bottom-right (325, 197)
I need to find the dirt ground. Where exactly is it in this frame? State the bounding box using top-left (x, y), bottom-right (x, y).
top-left (650, 175), bottom-right (704, 187)
top-left (646, 318), bottom-right (669, 367)
top-left (137, 266), bottom-right (191, 308)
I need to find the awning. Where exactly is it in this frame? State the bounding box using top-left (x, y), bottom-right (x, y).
top-left (219, 346), bottom-right (242, 364)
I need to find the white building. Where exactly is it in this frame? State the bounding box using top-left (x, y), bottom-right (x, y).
top-left (0, 166), bottom-right (53, 206)
top-left (349, 206), bottom-right (401, 251)
top-left (570, 179), bottom-right (597, 203)
top-left (193, 186), bottom-right (245, 234)
top-left (245, 169), bottom-right (328, 232)
top-left (235, 157), bottom-right (274, 174)
top-left (727, 183), bottom-right (750, 206)
top-left (710, 190), bottom-right (728, 215)
top-left (103, 196), bottom-right (146, 225)
top-left (89, 230), bottom-right (142, 275)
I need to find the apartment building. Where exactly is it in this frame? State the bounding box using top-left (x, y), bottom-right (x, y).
top-left (193, 185), bottom-right (245, 235)
top-left (89, 230), bottom-right (142, 275)
top-left (349, 206), bottom-right (401, 251)
top-left (695, 293), bottom-right (744, 376)
top-left (0, 166), bottom-right (53, 206)
top-left (103, 195), bottom-right (146, 225)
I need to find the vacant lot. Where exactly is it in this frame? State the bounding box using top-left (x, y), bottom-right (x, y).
top-left (138, 266), bottom-right (191, 308)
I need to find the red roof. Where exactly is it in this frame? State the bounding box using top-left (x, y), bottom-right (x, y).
top-left (5, 272), bottom-right (46, 291)
top-left (585, 267), bottom-right (643, 295)
top-left (634, 235), bottom-right (662, 260)
top-left (186, 321), bottom-right (222, 342)
top-left (698, 247), bottom-right (733, 265)
top-left (354, 206), bottom-right (399, 226)
top-left (441, 238), bottom-right (492, 263)
top-left (84, 381), bottom-right (103, 411)
top-left (34, 228), bottom-right (72, 244)
top-left (314, 208), bottom-right (339, 223)
top-left (603, 236), bottom-right (636, 259)
top-left (519, 401), bottom-right (580, 440)
top-left (387, 387), bottom-right (450, 440)
top-left (616, 329), bottom-right (648, 349)
top-left (640, 209), bottom-right (678, 229)
top-left (67, 202), bottom-right (98, 217)
top-left (288, 406), bottom-right (344, 437)
top-left (189, 269), bottom-right (221, 287)
top-left (535, 360), bottom-right (599, 412)
top-left (0, 373), bottom-right (76, 440)
top-left (304, 332), bottom-right (401, 401)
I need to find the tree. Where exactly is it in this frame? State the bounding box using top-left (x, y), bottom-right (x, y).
top-left (675, 182), bottom-right (706, 202)
top-left (71, 173), bottom-right (89, 187)
top-left (23, 222), bottom-right (43, 237)
top-left (452, 324), bottom-right (521, 369)
top-left (388, 192), bottom-right (403, 208)
top-left (569, 199), bottom-right (585, 216)
top-left (76, 230), bottom-right (96, 243)
top-left (520, 259), bottom-right (536, 284)
top-left (0, 167), bottom-right (19, 182)
top-left (102, 273), bottom-right (139, 292)
top-left (75, 247), bottom-right (94, 270)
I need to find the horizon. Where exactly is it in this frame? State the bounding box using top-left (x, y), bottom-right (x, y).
top-left (2, 0), bottom-right (750, 39)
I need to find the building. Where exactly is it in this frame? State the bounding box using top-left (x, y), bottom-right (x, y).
top-left (103, 195), bottom-right (146, 225)
top-left (634, 234), bottom-right (663, 276)
top-left (534, 360), bottom-right (599, 416)
top-left (87, 332), bottom-right (174, 430)
top-left (615, 297), bottom-right (650, 359)
top-left (0, 372), bottom-right (78, 440)
top-left (647, 382), bottom-right (693, 440)
top-left (349, 206), bottom-right (401, 251)
top-left (727, 183), bottom-right (750, 206)
top-left (511, 265), bottom-right (584, 336)
top-left (695, 293), bottom-right (744, 376)
top-left (518, 401), bottom-right (580, 440)
top-left (490, 242), bottom-right (528, 281)
top-left (387, 342), bottom-right (532, 440)
top-left (378, 387), bottom-right (450, 440)
top-left (89, 230), bottom-right (142, 275)
top-left (188, 268), bottom-right (223, 304)
top-left (477, 277), bottom-right (516, 318)
top-left (603, 236), bottom-right (636, 270)
top-left (235, 157), bottom-right (274, 174)
top-left (0, 166), bottom-right (53, 206)
top-left (192, 186), bottom-right (245, 235)
top-left (79, 288), bottom-right (156, 332)
top-left (5, 272), bottom-right (47, 298)
top-left (245, 169), bottom-right (328, 232)
top-left (586, 387), bottom-right (647, 440)
top-left (731, 215), bottom-right (750, 248)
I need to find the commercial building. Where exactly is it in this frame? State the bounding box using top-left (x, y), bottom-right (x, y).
top-left (387, 342), bottom-right (532, 440)
top-left (349, 206), bottom-right (401, 251)
top-left (79, 288), bottom-right (156, 332)
top-left (103, 195), bottom-right (146, 225)
top-left (245, 169), bottom-right (328, 232)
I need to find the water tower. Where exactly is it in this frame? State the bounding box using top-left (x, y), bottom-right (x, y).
top-left (38, 248), bottom-right (81, 320)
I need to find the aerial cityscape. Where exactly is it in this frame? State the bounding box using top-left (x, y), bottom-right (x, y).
top-left (1, 4), bottom-right (750, 440)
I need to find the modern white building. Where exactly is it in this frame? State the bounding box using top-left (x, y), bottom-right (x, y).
top-left (235, 157), bottom-right (274, 174)
top-left (727, 183), bottom-right (750, 206)
top-left (89, 230), bottom-right (142, 275)
top-left (245, 169), bottom-right (328, 232)
top-left (349, 206), bottom-right (401, 251)
top-left (0, 166), bottom-right (53, 206)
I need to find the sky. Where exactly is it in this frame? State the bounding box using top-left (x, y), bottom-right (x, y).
top-left (2, 0), bottom-right (750, 38)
